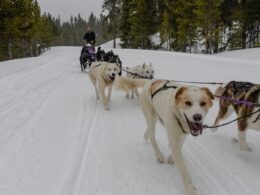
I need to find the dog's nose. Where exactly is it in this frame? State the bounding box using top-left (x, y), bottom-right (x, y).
top-left (193, 114), bottom-right (202, 122)
top-left (150, 75), bottom-right (154, 79)
top-left (111, 73), bottom-right (115, 77)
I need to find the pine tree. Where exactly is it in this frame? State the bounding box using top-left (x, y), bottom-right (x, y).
top-left (171, 0), bottom-right (197, 52)
top-left (102, 0), bottom-right (121, 48)
top-left (129, 0), bottom-right (156, 49)
top-left (99, 14), bottom-right (113, 44)
top-left (194, 0), bottom-right (222, 54)
top-left (160, 9), bottom-right (174, 50)
top-left (88, 12), bottom-right (96, 32)
top-left (74, 14), bottom-right (87, 45)
top-left (120, 0), bottom-right (131, 48)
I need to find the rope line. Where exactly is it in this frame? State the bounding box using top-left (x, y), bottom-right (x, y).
top-left (203, 109), bottom-right (260, 129)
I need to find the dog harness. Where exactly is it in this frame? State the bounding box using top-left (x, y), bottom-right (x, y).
top-left (175, 115), bottom-right (188, 134)
top-left (228, 81), bottom-right (254, 98)
top-left (150, 80), bottom-right (187, 134)
top-left (92, 63), bottom-right (102, 69)
top-left (151, 80), bottom-right (177, 99)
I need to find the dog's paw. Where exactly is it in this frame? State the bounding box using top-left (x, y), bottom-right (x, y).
top-left (157, 156), bottom-right (165, 164)
top-left (241, 145), bottom-right (252, 152)
top-left (156, 153), bottom-right (165, 164)
top-left (186, 185), bottom-right (197, 195)
top-left (167, 154), bottom-right (175, 164)
top-left (231, 138), bottom-right (252, 151)
top-left (104, 105), bottom-right (110, 110)
top-left (231, 138), bottom-right (238, 143)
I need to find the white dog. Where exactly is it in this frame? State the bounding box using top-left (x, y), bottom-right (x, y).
top-left (125, 63), bottom-right (154, 99)
top-left (89, 62), bottom-right (120, 110)
top-left (115, 77), bottom-right (214, 195)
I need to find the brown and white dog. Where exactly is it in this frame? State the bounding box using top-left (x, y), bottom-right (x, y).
top-left (115, 77), bottom-right (214, 195)
top-left (213, 81), bottom-right (260, 151)
top-left (125, 63), bottom-right (154, 99)
top-left (89, 62), bottom-right (120, 110)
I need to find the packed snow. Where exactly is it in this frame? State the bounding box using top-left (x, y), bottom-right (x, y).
top-left (0, 46), bottom-right (260, 195)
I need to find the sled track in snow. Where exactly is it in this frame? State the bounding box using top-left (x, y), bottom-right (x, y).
top-left (0, 71), bottom-right (71, 113)
top-left (0, 73), bottom-right (74, 167)
top-left (0, 57), bottom-right (57, 81)
top-left (57, 98), bottom-right (101, 195)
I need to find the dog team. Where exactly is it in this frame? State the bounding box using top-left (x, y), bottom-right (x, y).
top-left (85, 48), bottom-right (260, 195)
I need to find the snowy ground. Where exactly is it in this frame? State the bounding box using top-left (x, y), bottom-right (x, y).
top-left (0, 46), bottom-right (260, 195)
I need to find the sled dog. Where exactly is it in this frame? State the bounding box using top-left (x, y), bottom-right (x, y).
top-left (213, 81), bottom-right (260, 151)
top-left (89, 62), bottom-right (120, 110)
top-left (125, 63), bottom-right (154, 99)
top-left (115, 77), bottom-right (214, 195)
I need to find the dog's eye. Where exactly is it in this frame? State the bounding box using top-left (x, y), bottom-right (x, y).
top-left (200, 101), bottom-right (206, 107)
top-left (185, 101), bottom-right (192, 106)
top-left (108, 68), bottom-right (111, 71)
top-left (114, 68), bottom-right (116, 71)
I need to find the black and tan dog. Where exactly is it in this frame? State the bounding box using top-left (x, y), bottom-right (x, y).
top-left (213, 81), bottom-right (260, 151)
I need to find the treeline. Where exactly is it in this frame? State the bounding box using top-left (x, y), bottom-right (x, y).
top-left (103, 0), bottom-right (260, 53)
top-left (59, 13), bottom-right (113, 47)
top-left (0, 0), bottom-right (111, 61)
top-left (1, 0), bottom-right (260, 61)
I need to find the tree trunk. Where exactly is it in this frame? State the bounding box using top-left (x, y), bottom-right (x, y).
top-left (36, 41), bottom-right (39, 56)
top-left (113, 33), bottom-right (116, 48)
top-left (189, 38), bottom-right (192, 53)
top-left (8, 39), bottom-right (13, 59)
top-left (112, 13), bottom-right (116, 48)
top-left (23, 39), bottom-right (28, 57)
top-left (256, 20), bottom-right (260, 42)
top-left (241, 25), bottom-right (247, 49)
top-left (30, 43), bottom-right (33, 57)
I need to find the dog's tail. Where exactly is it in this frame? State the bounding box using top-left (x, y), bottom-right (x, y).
top-left (114, 76), bottom-right (148, 92)
top-left (214, 86), bottom-right (225, 96)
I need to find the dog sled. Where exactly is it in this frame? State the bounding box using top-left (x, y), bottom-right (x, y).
top-left (80, 43), bottom-right (96, 71)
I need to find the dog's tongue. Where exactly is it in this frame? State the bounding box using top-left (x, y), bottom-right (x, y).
top-left (189, 122), bottom-right (203, 136)
top-left (184, 114), bottom-right (203, 136)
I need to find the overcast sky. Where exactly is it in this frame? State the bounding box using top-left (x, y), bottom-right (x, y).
top-left (37, 0), bottom-right (103, 22)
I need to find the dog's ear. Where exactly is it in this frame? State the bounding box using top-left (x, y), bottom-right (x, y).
top-left (201, 87), bottom-right (214, 100)
top-left (175, 87), bottom-right (187, 103)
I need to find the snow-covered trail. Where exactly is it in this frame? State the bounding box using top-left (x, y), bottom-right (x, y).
top-left (0, 47), bottom-right (97, 194)
top-left (0, 47), bottom-right (260, 195)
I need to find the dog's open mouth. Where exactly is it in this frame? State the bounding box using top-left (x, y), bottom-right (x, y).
top-left (109, 75), bottom-right (116, 81)
top-left (184, 114), bottom-right (203, 136)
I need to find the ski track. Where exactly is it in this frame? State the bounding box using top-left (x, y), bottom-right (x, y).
top-left (56, 97), bottom-right (100, 195)
top-left (0, 46), bottom-right (260, 195)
